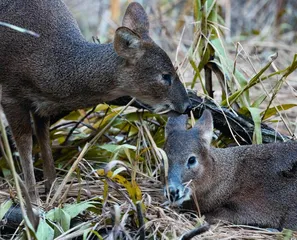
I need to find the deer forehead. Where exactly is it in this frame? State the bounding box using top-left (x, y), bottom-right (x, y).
top-left (165, 132), bottom-right (202, 156)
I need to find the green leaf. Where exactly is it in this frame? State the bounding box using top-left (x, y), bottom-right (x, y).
top-left (99, 144), bottom-right (136, 161)
top-left (283, 54), bottom-right (297, 78)
top-left (282, 228), bottom-right (293, 240)
top-left (189, 59), bottom-right (206, 92)
top-left (206, 0), bottom-right (217, 20)
top-left (221, 55), bottom-right (275, 107)
top-left (99, 144), bottom-right (116, 153)
top-left (115, 144), bottom-right (137, 151)
top-left (251, 94), bottom-right (267, 108)
top-left (210, 39), bottom-right (250, 107)
top-left (248, 107), bottom-right (262, 144)
top-left (86, 230), bottom-right (104, 240)
top-left (262, 104), bottom-right (297, 120)
top-left (197, 46), bottom-right (211, 72)
top-left (59, 209), bottom-right (71, 232)
top-left (46, 208), bottom-right (71, 232)
top-left (0, 200), bottom-right (13, 220)
top-left (62, 110), bottom-right (82, 121)
top-left (63, 202), bottom-right (96, 219)
top-left (36, 218), bottom-right (55, 240)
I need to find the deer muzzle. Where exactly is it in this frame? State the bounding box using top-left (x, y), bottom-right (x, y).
top-left (164, 182), bottom-right (191, 205)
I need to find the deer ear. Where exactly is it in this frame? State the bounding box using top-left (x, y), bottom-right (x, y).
top-left (165, 114), bottom-right (188, 138)
top-left (122, 2), bottom-right (150, 39)
top-left (114, 27), bottom-right (144, 61)
top-left (195, 110), bottom-right (213, 145)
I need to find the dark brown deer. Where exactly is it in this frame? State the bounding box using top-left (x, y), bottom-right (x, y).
top-left (0, 1), bottom-right (191, 204)
top-left (164, 110), bottom-right (297, 230)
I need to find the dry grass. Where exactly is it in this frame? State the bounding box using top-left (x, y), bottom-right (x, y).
top-left (2, 164), bottom-right (296, 239)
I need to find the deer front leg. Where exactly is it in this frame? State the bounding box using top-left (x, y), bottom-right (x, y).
top-left (32, 114), bottom-right (56, 193)
top-left (204, 208), bottom-right (235, 225)
top-left (204, 204), bottom-right (280, 229)
top-left (2, 101), bottom-right (39, 204)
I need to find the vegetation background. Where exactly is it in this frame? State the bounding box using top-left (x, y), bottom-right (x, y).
top-left (1, 0), bottom-right (297, 239)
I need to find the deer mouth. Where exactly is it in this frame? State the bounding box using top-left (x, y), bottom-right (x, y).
top-left (163, 186), bottom-right (192, 207)
top-left (134, 98), bottom-right (191, 117)
top-left (172, 187), bottom-right (192, 206)
top-left (164, 110), bottom-right (182, 117)
top-left (152, 104), bottom-right (182, 116)
top-left (134, 100), bottom-right (180, 115)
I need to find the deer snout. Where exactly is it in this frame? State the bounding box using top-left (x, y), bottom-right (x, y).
top-left (164, 184), bottom-right (190, 205)
top-left (184, 101), bottom-right (192, 114)
top-left (167, 185), bottom-right (183, 202)
top-left (175, 99), bottom-right (192, 114)
top-left (167, 100), bottom-right (192, 116)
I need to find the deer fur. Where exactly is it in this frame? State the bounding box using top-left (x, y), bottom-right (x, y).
top-left (0, 0), bottom-right (191, 204)
top-left (164, 110), bottom-right (297, 230)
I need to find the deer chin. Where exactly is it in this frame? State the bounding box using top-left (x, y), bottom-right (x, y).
top-left (134, 99), bottom-right (183, 116)
top-left (135, 100), bottom-right (175, 114)
top-left (164, 110), bottom-right (182, 117)
top-left (152, 104), bottom-right (182, 116)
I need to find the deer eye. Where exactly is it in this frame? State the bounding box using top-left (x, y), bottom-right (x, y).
top-left (162, 74), bottom-right (172, 86)
top-left (187, 156), bottom-right (197, 169)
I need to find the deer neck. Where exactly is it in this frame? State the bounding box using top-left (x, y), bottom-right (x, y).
top-left (196, 147), bottom-right (241, 211)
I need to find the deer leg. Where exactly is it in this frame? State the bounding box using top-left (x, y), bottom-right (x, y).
top-left (205, 205), bottom-right (280, 229)
top-left (2, 102), bottom-right (39, 204)
top-left (32, 114), bottom-right (56, 193)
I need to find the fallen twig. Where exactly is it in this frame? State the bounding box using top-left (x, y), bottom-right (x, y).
top-left (179, 223), bottom-right (210, 240)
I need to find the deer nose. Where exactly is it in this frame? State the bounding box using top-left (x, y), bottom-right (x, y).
top-left (184, 102), bottom-right (192, 114)
top-left (166, 185), bottom-right (182, 202)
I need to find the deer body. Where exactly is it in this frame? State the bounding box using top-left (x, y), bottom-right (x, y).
top-left (164, 111), bottom-right (297, 230)
top-left (0, 0), bottom-right (191, 204)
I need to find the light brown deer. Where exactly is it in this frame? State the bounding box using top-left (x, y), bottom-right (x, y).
top-left (0, 1), bottom-right (191, 204)
top-left (164, 110), bottom-right (297, 230)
